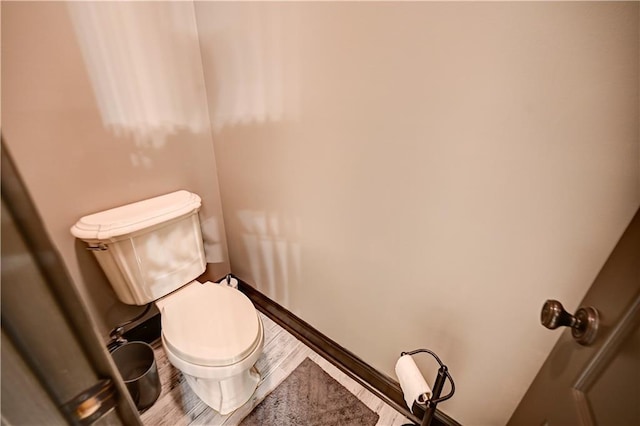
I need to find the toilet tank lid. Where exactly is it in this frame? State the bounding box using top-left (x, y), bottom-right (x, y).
top-left (70, 190), bottom-right (201, 241)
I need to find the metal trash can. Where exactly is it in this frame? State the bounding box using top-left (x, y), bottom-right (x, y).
top-left (111, 341), bottom-right (161, 411)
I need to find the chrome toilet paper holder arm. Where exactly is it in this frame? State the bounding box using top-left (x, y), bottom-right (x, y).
top-left (400, 349), bottom-right (455, 426)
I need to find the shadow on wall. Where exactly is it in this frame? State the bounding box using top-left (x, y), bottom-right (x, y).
top-left (237, 210), bottom-right (301, 307)
top-left (68, 1), bottom-right (300, 143)
top-left (200, 215), bottom-right (226, 265)
top-left (66, 1), bottom-right (209, 164)
top-left (195, 1), bottom-right (300, 132)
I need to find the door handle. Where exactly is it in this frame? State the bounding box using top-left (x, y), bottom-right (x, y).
top-left (541, 300), bottom-right (599, 346)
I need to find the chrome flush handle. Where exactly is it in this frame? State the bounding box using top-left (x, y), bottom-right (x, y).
top-left (541, 300), bottom-right (600, 346)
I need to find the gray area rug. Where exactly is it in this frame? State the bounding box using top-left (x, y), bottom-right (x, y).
top-left (240, 358), bottom-right (380, 426)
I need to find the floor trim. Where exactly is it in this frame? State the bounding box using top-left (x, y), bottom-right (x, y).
top-left (236, 278), bottom-right (459, 426)
top-left (123, 273), bottom-right (460, 426)
top-left (121, 314), bottom-right (161, 346)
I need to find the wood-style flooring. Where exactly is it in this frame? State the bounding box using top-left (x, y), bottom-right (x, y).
top-left (141, 313), bottom-right (409, 426)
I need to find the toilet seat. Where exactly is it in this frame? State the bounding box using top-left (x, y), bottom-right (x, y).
top-left (159, 281), bottom-right (261, 367)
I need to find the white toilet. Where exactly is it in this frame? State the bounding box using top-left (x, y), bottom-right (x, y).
top-left (71, 190), bottom-right (263, 414)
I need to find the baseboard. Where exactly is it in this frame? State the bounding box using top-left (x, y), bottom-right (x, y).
top-left (235, 277), bottom-right (460, 426)
top-left (121, 314), bottom-right (161, 345)
top-left (122, 274), bottom-right (459, 426)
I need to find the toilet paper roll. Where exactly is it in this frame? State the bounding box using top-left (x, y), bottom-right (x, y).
top-left (395, 355), bottom-right (432, 413)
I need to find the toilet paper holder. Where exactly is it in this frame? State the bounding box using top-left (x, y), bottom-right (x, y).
top-left (400, 349), bottom-right (455, 426)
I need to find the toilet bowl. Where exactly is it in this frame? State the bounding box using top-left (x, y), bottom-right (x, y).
top-left (71, 190), bottom-right (264, 414)
top-left (156, 280), bottom-right (264, 414)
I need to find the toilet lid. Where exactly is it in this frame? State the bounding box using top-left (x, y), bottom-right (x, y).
top-left (160, 282), bottom-right (261, 367)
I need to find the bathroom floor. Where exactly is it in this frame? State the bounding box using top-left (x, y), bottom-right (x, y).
top-left (141, 312), bottom-right (409, 426)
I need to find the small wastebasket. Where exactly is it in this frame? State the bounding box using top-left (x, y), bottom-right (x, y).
top-left (111, 341), bottom-right (161, 411)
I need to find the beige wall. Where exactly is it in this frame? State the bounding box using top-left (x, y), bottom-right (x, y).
top-left (195, 2), bottom-right (639, 424)
top-left (2, 1), bottom-right (639, 424)
top-left (1, 1), bottom-right (230, 338)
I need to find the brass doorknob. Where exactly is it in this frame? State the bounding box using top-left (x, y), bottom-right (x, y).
top-left (541, 300), bottom-right (599, 346)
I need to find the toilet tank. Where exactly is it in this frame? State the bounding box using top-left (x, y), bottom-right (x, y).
top-left (71, 190), bottom-right (206, 305)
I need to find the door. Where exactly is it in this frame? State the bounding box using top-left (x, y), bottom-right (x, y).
top-left (509, 209), bottom-right (640, 425)
top-left (1, 141), bottom-right (142, 425)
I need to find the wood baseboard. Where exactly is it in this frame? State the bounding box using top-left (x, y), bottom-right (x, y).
top-left (121, 314), bottom-right (161, 346)
top-left (235, 277), bottom-right (459, 426)
top-left (126, 271), bottom-right (459, 426)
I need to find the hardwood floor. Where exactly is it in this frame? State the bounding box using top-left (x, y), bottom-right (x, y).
top-left (141, 313), bottom-right (410, 426)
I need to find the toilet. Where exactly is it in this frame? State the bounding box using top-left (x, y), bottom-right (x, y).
top-left (71, 190), bottom-right (263, 414)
